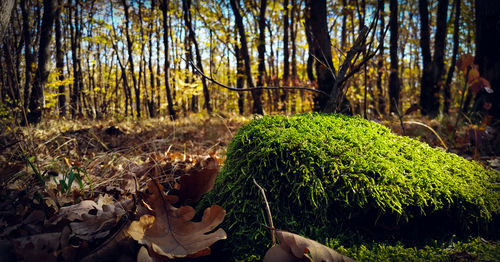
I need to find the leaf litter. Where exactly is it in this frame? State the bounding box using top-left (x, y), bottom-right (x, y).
top-left (1, 114), bottom-right (498, 260)
top-left (0, 115), bottom-right (243, 261)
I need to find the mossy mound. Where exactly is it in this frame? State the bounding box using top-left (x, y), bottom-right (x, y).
top-left (204, 113), bottom-right (499, 260)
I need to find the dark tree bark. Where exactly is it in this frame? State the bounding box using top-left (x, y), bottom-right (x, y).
top-left (0, 0), bottom-right (14, 41)
top-left (183, 0), bottom-right (211, 113)
top-left (443, 0), bottom-right (461, 114)
top-left (283, 0), bottom-right (290, 83)
top-left (21, 0), bottom-right (33, 112)
top-left (418, 0), bottom-right (449, 117)
top-left (376, 0), bottom-right (385, 115)
top-left (256, 0), bottom-right (266, 113)
top-left (304, 0), bottom-right (335, 112)
top-left (55, 0), bottom-right (65, 117)
top-left (341, 0), bottom-right (347, 50)
top-left (69, 0), bottom-right (82, 117)
top-left (27, 0), bottom-right (57, 124)
top-left (290, 0), bottom-right (298, 113)
top-left (304, 20), bottom-right (315, 82)
top-left (230, 0), bottom-right (263, 114)
top-left (290, 0), bottom-right (297, 81)
top-left (148, 7), bottom-right (157, 117)
top-left (475, 0), bottom-right (500, 120)
top-left (235, 41), bottom-right (244, 114)
top-left (161, 0), bottom-right (176, 120)
top-left (122, 0), bottom-right (140, 117)
top-left (389, 0), bottom-right (400, 113)
top-left (281, 0), bottom-right (289, 111)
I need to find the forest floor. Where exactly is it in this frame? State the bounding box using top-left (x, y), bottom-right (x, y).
top-left (0, 113), bottom-right (499, 261)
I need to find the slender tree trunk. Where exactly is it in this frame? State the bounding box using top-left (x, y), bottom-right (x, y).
top-left (55, 0), bottom-right (65, 117)
top-left (443, 0), bottom-right (461, 114)
top-left (235, 41), bottom-right (245, 114)
top-left (389, 0), bottom-right (400, 113)
top-left (122, 0), bottom-right (140, 118)
top-left (304, 17), bottom-right (315, 82)
top-left (0, 0), bottom-right (14, 41)
top-left (281, 0), bottom-right (289, 112)
top-left (256, 0), bottom-right (266, 114)
top-left (27, 0), bottom-right (56, 124)
top-left (290, 0), bottom-right (298, 113)
top-left (376, 0), bottom-right (385, 115)
top-left (161, 0), bottom-right (176, 119)
top-left (183, 0), bottom-right (211, 113)
top-left (305, 0), bottom-right (335, 112)
top-left (418, 0), bottom-right (448, 117)
top-left (148, 12), bottom-right (157, 117)
top-left (137, 0), bottom-right (149, 118)
top-left (21, 0), bottom-right (33, 113)
top-left (475, 0), bottom-right (500, 120)
top-left (291, 0), bottom-right (298, 81)
top-left (230, 0), bottom-right (263, 114)
top-left (69, 0), bottom-right (81, 117)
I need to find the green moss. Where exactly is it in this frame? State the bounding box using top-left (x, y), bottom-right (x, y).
top-left (329, 237), bottom-right (500, 262)
top-left (204, 113), bottom-right (499, 260)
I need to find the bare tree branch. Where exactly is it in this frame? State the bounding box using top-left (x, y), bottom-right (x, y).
top-left (341, 24), bottom-right (389, 86)
top-left (187, 59), bottom-right (331, 98)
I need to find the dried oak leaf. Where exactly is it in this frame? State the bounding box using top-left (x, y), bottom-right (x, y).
top-left (469, 77), bottom-right (491, 95)
top-left (467, 65), bottom-right (480, 85)
top-left (177, 157), bottom-right (219, 205)
top-left (127, 179), bottom-right (226, 259)
top-left (51, 198), bottom-right (132, 240)
top-left (264, 230), bottom-right (355, 262)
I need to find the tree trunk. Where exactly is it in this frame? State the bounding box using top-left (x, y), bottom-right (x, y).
top-left (376, 0), bottom-right (385, 115)
top-left (304, 0), bottom-right (335, 112)
top-left (290, 0), bottom-right (298, 113)
top-left (475, 0), bottom-right (500, 120)
top-left (443, 0), bottom-right (460, 114)
top-left (183, 0), bottom-right (211, 113)
top-left (21, 0), bottom-right (33, 113)
top-left (69, 0), bottom-right (82, 118)
top-left (27, 0), bottom-right (57, 124)
top-left (55, 0), bottom-right (65, 117)
top-left (389, 0), bottom-right (400, 113)
top-left (229, 0), bottom-right (263, 114)
top-left (418, 0), bottom-right (448, 117)
top-left (256, 0), bottom-right (266, 113)
top-left (0, 0), bottom-right (14, 41)
top-left (341, 0), bottom-right (347, 50)
top-left (148, 11), bottom-right (157, 117)
top-left (291, 0), bottom-right (297, 81)
top-left (122, 0), bottom-right (140, 118)
top-left (161, 0), bottom-right (176, 120)
top-left (281, 0), bottom-right (289, 111)
top-left (235, 41), bottom-right (245, 114)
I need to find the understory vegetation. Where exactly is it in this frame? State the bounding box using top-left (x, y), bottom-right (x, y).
top-left (205, 113), bottom-right (499, 260)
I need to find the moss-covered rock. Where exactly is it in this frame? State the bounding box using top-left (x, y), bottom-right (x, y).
top-left (204, 113), bottom-right (499, 260)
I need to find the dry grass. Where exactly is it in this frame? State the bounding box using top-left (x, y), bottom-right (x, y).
top-left (0, 112), bottom-right (248, 196)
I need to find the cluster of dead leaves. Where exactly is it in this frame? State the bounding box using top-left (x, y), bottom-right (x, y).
top-left (457, 54), bottom-right (493, 98)
top-left (0, 155), bottom-right (226, 261)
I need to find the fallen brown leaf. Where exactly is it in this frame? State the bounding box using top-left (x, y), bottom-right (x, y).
top-left (127, 179), bottom-right (226, 259)
top-left (264, 230), bottom-right (355, 262)
top-left (177, 157), bottom-right (219, 205)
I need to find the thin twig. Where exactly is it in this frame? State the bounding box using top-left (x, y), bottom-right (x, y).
top-left (341, 24), bottom-right (389, 85)
top-left (404, 121), bottom-right (448, 150)
top-left (392, 98), bottom-right (406, 136)
top-left (187, 59), bottom-right (331, 98)
top-left (450, 67), bottom-right (470, 149)
top-left (253, 178), bottom-right (276, 245)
